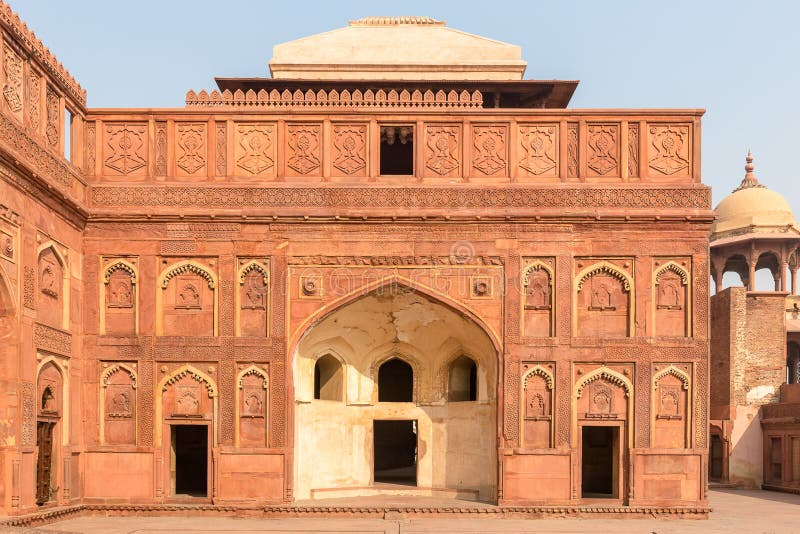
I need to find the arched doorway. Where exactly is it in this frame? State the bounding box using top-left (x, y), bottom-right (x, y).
top-left (293, 283), bottom-right (497, 501)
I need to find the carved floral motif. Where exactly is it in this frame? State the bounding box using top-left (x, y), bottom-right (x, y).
top-left (103, 123), bottom-right (147, 175)
top-left (472, 126), bottom-right (506, 176)
top-left (85, 122), bottom-right (95, 175)
top-left (45, 86), bottom-right (58, 148)
top-left (3, 44), bottom-right (23, 114)
top-left (236, 124), bottom-right (274, 175)
top-left (176, 124), bottom-right (206, 175)
top-left (587, 124), bottom-right (618, 176)
top-left (648, 125), bottom-right (690, 176)
top-left (519, 125), bottom-right (558, 176)
top-left (425, 125), bottom-right (460, 176)
top-left (567, 123), bottom-right (578, 178)
top-left (287, 124), bottom-right (321, 175)
top-left (332, 124), bottom-right (366, 176)
top-left (28, 70), bottom-right (40, 131)
top-left (215, 122), bottom-right (226, 176)
top-left (155, 122), bottom-right (167, 175)
top-left (628, 123), bottom-right (639, 177)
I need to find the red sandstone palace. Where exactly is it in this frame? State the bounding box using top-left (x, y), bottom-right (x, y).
top-left (0, 6), bottom-right (719, 517)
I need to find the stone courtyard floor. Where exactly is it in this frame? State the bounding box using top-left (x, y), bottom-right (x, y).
top-left (3, 489), bottom-right (798, 533)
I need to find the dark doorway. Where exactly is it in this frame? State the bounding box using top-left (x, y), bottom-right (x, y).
top-left (35, 421), bottom-right (54, 505)
top-left (171, 425), bottom-right (208, 497)
top-left (379, 125), bottom-right (414, 175)
top-left (581, 426), bottom-right (617, 498)
top-left (378, 358), bottom-right (413, 402)
top-left (373, 420), bottom-right (417, 486)
top-left (710, 434), bottom-right (724, 480)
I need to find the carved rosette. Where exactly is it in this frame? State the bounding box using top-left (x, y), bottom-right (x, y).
top-left (103, 123), bottom-right (148, 176)
top-left (648, 124), bottom-right (691, 177)
top-left (235, 123), bottom-right (276, 177)
top-left (471, 125), bottom-right (507, 176)
top-left (286, 124), bottom-right (321, 176)
top-left (518, 124), bottom-right (558, 177)
top-left (332, 124), bottom-right (367, 177)
top-left (176, 123), bottom-right (207, 176)
top-left (424, 125), bottom-right (460, 177)
top-left (586, 124), bottom-right (619, 176)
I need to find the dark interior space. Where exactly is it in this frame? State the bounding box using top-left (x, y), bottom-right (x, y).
top-left (448, 356), bottom-right (478, 401)
top-left (710, 434), bottom-right (724, 480)
top-left (378, 358), bottom-right (414, 402)
top-left (379, 126), bottom-right (414, 175)
top-left (373, 419), bottom-right (417, 486)
top-left (581, 426), bottom-right (616, 498)
top-left (173, 425), bottom-right (208, 497)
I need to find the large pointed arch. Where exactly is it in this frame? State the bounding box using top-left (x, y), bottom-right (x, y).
top-left (289, 275), bottom-right (502, 359)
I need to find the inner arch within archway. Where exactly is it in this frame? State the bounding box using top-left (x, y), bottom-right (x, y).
top-left (293, 286), bottom-right (497, 501)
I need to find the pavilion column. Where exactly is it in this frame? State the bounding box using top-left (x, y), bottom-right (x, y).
top-left (792, 266), bottom-right (799, 295)
top-left (748, 261), bottom-right (756, 291)
top-left (713, 271), bottom-right (723, 294)
top-left (781, 262), bottom-right (788, 292)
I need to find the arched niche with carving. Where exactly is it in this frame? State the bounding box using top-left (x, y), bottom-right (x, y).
top-left (447, 355), bottom-right (477, 402)
top-left (99, 363), bottom-right (137, 445)
top-left (521, 364), bottom-right (554, 448)
top-left (236, 365), bottom-right (269, 447)
top-left (156, 261), bottom-right (218, 336)
top-left (0, 264), bottom-right (15, 343)
top-left (521, 261), bottom-right (554, 337)
top-left (652, 365), bottom-right (691, 448)
top-left (155, 365), bottom-right (218, 447)
top-left (653, 261), bottom-right (691, 337)
top-left (574, 366), bottom-right (633, 449)
top-left (37, 243), bottom-right (69, 330)
top-left (37, 355), bottom-right (70, 445)
top-left (574, 261), bottom-right (633, 338)
top-left (314, 353), bottom-right (344, 402)
top-left (377, 356), bottom-right (415, 403)
top-left (100, 259), bottom-right (138, 335)
top-left (237, 260), bottom-right (269, 337)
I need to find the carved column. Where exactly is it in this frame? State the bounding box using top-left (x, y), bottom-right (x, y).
top-left (748, 260), bottom-right (756, 291)
top-left (792, 266), bottom-right (799, 295)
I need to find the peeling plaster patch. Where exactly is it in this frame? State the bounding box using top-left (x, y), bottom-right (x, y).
top-left (746, 385), bottom-right (775, 403)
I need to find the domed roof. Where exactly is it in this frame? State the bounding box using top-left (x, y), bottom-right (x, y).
top-left (712, 152), bottom-right (800, 241)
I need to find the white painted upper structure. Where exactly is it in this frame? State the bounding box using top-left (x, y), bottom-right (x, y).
top-left (268, 17), bottom-right (527, 81)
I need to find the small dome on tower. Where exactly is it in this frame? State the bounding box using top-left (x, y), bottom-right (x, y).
top-left (712, 151), bottom-right (800, 242)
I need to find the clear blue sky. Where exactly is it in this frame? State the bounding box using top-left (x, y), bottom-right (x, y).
top-left (8, 0), bottom-right (800, 214)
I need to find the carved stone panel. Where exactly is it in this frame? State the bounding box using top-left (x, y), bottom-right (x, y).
top-left (37, 248), bottom-right (63, 328)
top-left (239, 261), bottom-right (269, 337)
top-left (586, 124), bottom-right (619, 176)
top-left (3, 44), bottom-right (23, 120)
top-left (518, 124), bottom-right (558, 177)
top-left (154, 122), bottom-right (167, 176)
top-left (332, 124), bottom-right (367, 177)
top-left (471, 125), bottom-right (507, 177)
top-left (566, 123), bottom-right (579, 178)
top-left (103, 123), bottom-right (148, 177)
top-left (653, 369), bottom-right (689, 448)
top-left (162, 373), bottom-right (213, 420)
top-left (28, 70), bottom-right (41, 134)
top-left (162, 271), bottom-right (214, 336)
top-left (522, 263), bottom-right (553, 337)
top-left (656, 269), bottom-right (687, 337)
top-left (235, 123), bottom-right (276, 177)
top-left (424, 125), bottom-right (461, 178)
top-left (239, 373), bottom-right (267, 447)
top-left (105, 268), bottom-right (135, 335)
top-left (38, 361), bottom-right (63, 417)
top-left (577, 272), bottom-right (629, 337)
top-left (215, 122), bottom-right (226, 176)
top-left (522, 370), bottom-right (552, 448)
top-left (45, 85), bottom-right (59, 149)
top-left (286, 124), bottom-right (322, 177)
top-left (577, 376), bottom-right (628, 421)
top-left (103, 366), bottom-right (136, 445)
top-left (628, 123), bottom-right (639, 178)
top-left (176, 123), bottom-right (207, 177)
top-left (648, 124), bottom-right (691, 177)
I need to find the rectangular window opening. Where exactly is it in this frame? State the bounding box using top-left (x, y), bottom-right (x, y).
top-left (373, 419), bottom-right (417, 486)
top-left (379, 125), bottom-right (414, 175)
top-left (63, 108), bottom-right (72, 161)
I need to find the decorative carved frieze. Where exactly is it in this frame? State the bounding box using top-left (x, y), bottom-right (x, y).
top-left (91, 185), bottom-right (711, 210)
top-left (288, 255), bottom-right (504, 266)
top-left (23, 265), bottom-right (34, 309)
top-left (186, 87), bottom-right (483, 110)
top-left (33, 322), bottom-right (72, 356)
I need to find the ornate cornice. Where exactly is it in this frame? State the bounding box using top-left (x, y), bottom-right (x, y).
top-left (33, 322), bottom-right (71, 356)
top-left (0, 1), bottom-right (87, 107)
top-left (288, 255), bottom-right (504, 266)
top-left (90, 185), bottom-right (711, 211)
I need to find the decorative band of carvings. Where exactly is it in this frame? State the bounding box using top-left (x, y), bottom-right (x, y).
top-left (91, 186), bottom-right (711, 210)
top-left (288, 255), bottom-right (504, 266)
top-left (185, 88), bottom-right (483, 109)
top-left (33, 322), bottom-right (72, 356)
top-left (0, 111), bottom-right (83, 191)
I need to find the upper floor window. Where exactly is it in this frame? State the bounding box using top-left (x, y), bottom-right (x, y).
top-left (380, 125), bottom-right (414, 175)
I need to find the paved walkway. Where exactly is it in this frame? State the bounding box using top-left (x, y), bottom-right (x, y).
top-left (4, 489), bottom-right (798, 533)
